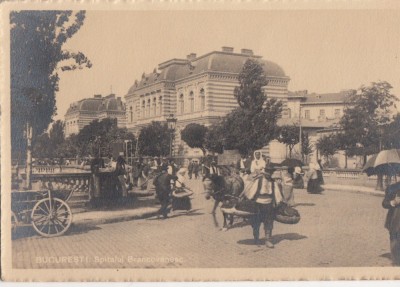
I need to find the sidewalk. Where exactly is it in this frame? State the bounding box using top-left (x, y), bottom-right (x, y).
top-left (71, 195), bottom-right (160, 229)
top-left (70, 183), bottom-right (384, 230)
top-left (321, 184), bottom-right (384, 197)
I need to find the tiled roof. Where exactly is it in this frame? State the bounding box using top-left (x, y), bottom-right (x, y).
top-left (277, 117), bottom-right (340, 129)
top-left (127, 50), bottom-right (288, 94)
top-left (304, 91), bottom-right (351, 104)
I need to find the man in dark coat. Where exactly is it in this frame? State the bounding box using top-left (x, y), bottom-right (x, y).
top-left (236, 153), bottom-right (251, 177)
top-left (154, 172), bottom-right (177, 219)
top-left (193, 162), bottom-right (199, 179)
top-left (188, 160), bottom-right (193, 179)
top-left (115, 153), bottom-right (127, 197)
top-left (382, 181), bottom-right (400, 265)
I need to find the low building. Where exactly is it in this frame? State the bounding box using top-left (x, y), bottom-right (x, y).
top-left (64, 94), bottom-right (126, 137)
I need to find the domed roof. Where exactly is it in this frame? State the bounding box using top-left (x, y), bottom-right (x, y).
top-left (65, 94), bottom-right (124, 115)
top-left (98, 95), bottom-right (124, 111)
top-left (79, 99), bottom-right (103, 111)
top-left (127, 49), bottom-right (288, 95)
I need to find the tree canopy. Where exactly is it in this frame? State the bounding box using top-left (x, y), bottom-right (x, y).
top-left (316, 134), bottom-right (339, 164)
top-left (180, 123), bottom-right (208, 155)
top-left (138, 121), bottom-right (171, 157)
top-left (277, 124), bottom-right (299, 158)
top-left (206, 59), bottom-right (282, 155)
top-left (339, 81), bottom-right (397, 157)
top-left (11, 10), bottom-right (91, 157)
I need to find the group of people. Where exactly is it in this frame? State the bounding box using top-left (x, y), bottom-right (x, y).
top-left (187, 160), bottom-right (200, 179)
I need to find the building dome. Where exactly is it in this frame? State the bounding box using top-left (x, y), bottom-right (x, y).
top-left (79, 99), bottom-right (103, 112)
top-left (98, 95), bottom-right (124, 111)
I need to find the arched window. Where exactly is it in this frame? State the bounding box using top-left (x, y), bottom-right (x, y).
top-left (152, 98), bottom-right (156, 116)
top-left (141, 100), bottom-right (145, 118)
top-left (147, 99), bottom-right (151, 117)
top-left (130, 106), bottom-right (133, 122)
top-left (189, 91), bottom-right (194, 112)
top-left (199, 88), bottom-right (205, 110)
top-left (179, 94), bottom-right (184, 114)
top-left (158, 96), bottom-right (163, 115)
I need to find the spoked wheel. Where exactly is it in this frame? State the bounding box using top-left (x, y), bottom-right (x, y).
top-left (11, 211), bottom-right (18, 236)
top-left (31, 198), bottom-right (72, 237)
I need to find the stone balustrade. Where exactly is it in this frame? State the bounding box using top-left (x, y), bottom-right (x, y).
top-left (30, 173), bottom-right (92, 199)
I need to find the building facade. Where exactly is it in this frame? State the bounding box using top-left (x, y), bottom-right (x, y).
top-left (125, 47), bottom-right (290, 155)
top-left (64, 94), bottom-right (126, 137)
top-left (124, 47), bottom-right (355, 166)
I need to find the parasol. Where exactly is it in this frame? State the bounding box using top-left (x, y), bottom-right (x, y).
top-left (362, 149), bottom-right (400, 176)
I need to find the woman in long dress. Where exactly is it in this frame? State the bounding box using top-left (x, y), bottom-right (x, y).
top-left (172, 168), bottom-right (193, 212)
top-left (306, 163), bottom-right (322, 194)
top-left (281, 167), bottom-right (295, 206)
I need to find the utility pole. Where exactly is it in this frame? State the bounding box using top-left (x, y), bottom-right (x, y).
top-left (299, 105), bottom-right (303, 161)
top-left (25, 122), bottom-right (33, 189)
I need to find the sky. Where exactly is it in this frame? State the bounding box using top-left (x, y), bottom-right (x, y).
top-left (55, 9), bottom-right (400, 120)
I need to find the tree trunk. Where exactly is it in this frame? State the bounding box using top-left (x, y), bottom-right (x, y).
top-left (25, 122), bottom-right (33, 190)
top-left (344, 153), bottom-right (348, 169)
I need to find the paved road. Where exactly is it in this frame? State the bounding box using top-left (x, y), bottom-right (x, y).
top-left (12, 179), bottom-right (392, 268)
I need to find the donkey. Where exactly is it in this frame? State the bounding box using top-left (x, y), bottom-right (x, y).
top-left (203, 167), bottom-right (244, 230)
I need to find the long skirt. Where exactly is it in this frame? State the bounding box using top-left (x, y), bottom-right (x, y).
top-left (307, 178), bottom-right (322, 194)
top-left (282, 185), bottom-right (295, 206)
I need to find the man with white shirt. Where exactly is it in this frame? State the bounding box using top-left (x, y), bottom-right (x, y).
top-left (250, 165), bottom-right (277, 248)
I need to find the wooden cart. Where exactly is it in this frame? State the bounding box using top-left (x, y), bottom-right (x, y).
top-left (11, 189), bottom-right (73, 237)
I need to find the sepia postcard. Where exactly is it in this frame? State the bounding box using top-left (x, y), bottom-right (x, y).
top-left (2, 0), bottom-right (400, 282)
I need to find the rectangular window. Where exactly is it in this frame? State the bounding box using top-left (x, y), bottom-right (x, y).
top-left (320, 109), bottom-right (325, 117)
top-left (305, 110), bottom-right (310, 119)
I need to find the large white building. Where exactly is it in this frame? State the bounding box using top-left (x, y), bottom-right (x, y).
top-left (122, 47), bottom-right (355, 166)
top-left (64, 94), bottom-right (126, 137)
top-left (125, 47), bottom-right (290, 156)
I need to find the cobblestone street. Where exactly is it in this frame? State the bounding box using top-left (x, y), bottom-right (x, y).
top-left (12, 179), bottom-right (392, 269)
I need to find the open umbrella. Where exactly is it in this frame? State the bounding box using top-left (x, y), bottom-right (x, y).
top-left (362, 149), bottom-right (400, 176)
top-left (362, 154), bottom-right (378, 176)
top-left (279, 158), bottom-right (304, 168)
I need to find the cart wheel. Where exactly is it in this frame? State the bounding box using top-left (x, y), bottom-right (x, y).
top-left (11, 211), bottom-right (18, 235)
top-left (31, 198), bottom-right (72, 237)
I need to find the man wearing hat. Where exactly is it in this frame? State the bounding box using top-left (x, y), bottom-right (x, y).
top-left (115, 152), bottom-right (128, 198)
top-left (250, 164), bottom-right (278, 248)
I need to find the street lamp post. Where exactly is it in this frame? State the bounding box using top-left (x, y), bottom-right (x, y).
top-left (166, 114), bottom-right (177, 157)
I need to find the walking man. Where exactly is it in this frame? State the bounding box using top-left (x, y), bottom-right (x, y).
top-left (250, 165), bottom-right (278, 248)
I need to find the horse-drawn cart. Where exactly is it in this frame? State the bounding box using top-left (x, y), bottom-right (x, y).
top-left (11, 189), bottom-right (73, 237)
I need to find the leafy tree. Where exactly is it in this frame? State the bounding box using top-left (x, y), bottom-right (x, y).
top-left (234, 58), bottom-right (267, 112)
top-left (301, 132), bottom-right (313, 163)
top-left (11, 11), bottom-right (91, 156)
top-left (138, 121), bottom-right (171, 157)
top-left (204, 123), bottom-right (224, 154)
top-left (277, 125), bottom-right (299, 158)
top-left (32, 120), bottom-right (65, 158)
top-left (49, 120), bottom-right (65, 148)
top-left (316, 134), bottom-right (339, 164)
top-left (56, 134), bottom-right (80, 159)
top-left (382, 113), bottom-right (400, 149)
top-left (339, 81), bottom-right (397, 160)
top-left (180, 123), bottom-right (208, 155)
top-left (77, 118), bottom-right (135, 157)
top-left (11, 11), bottom-right (91, 187)
top-left (32, 133), bottom-right (51, 158)
top-left (207, 59), bottom-right (282, 155)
